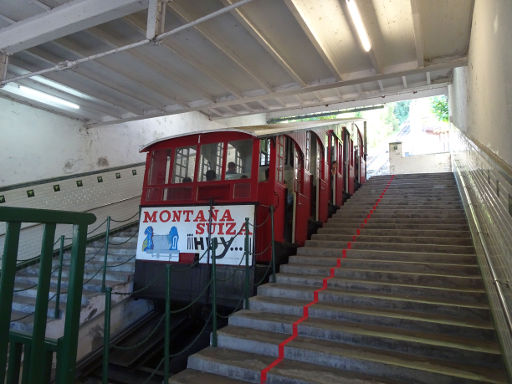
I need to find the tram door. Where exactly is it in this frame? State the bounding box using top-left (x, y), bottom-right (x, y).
top-left (310, 134), bottom-right (319, 221)
top-left (354, 146), bottom-right (360, 188)
top-left (329, 135), bottom-right (336, 209)
top-left (311, 135), bottom-right (328, 222)
top-left (334, 139), bottom-right (343, 206)
top-left (343, 129), bottom-right (354, 197)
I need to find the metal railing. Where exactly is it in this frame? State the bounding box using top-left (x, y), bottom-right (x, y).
top-left (0, 206), bottom-right (96, 384)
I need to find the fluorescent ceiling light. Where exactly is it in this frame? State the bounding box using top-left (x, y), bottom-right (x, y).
top-left (31, 76), bottom-right (93, 101)
top-left (346, 0), bottom-right (372, 52)
top-left (12, 85), bottom-right (80, 110)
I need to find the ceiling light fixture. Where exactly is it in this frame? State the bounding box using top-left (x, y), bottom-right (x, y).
top-left (18, 85), bottom-right (80, 109)
top-left (346, 0), bottom-right (372, 52)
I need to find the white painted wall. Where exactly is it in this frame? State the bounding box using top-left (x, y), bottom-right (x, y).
top-left (449, 0), bottom-right (512, 167)
top-left (0, 97), bottom-right (237, 186)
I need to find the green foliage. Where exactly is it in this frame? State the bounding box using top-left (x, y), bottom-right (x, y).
top-left (393, 101), bottom-right (411, 125)
top-left (431, 96), bottom-right (449, 122)
top-left (383, 104), bottom-right (399, 132)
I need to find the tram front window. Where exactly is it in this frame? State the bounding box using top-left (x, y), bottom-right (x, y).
top-left (172, 146), bottom-right (196, 183)
top-left (199, 142), bottom-right (224, 181)
top-left (225, 139), bottom-right (252, 180)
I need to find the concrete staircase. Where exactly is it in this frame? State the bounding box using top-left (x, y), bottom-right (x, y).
top-left (172, 172), bottom-right (509, 384)
top-left (10, 224), bottom-right (152, 359)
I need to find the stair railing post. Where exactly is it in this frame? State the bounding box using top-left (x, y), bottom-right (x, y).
top-left (164, 264), bottom-right (171, 383)
top-left (0, 222), bottom-right (21, 383)
top-left (102, 287), bottom-right (112, 384)
top-left (54, 235), bottom-right (65, 319)
top-left (244, 217), bottom-right (250, 309)
top-left (211, 238), bottom-right (218, 347)
top-left (101, 216), bottom-right (111, 292)
top-left (270, 206), bottom-right (276, 283)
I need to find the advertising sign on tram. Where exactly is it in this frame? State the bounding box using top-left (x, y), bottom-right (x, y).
top-left (136, 205), bottom-right (255, 266)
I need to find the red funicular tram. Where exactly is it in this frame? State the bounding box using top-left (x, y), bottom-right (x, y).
top-left (134, 119), bottom-right (366, 305)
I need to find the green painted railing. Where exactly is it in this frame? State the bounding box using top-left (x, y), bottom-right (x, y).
top-left (0, 206), bottom-right (96, 384)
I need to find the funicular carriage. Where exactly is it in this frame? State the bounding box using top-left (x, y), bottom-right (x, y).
top-left (134, 119), bottom-right (366, 306)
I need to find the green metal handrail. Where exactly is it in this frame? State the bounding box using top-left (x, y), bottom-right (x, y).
top-left (0, 206), bottom-right (95, 384)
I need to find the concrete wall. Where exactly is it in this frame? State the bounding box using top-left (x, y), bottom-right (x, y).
top-left (449, 0), bottom-right (512, 168)
top-left (388, 142), bottom-right (451, 175)
top-left (0, 97), bottom-right (238, 186)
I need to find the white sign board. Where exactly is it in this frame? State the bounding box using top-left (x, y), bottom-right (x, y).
top-left (136, 205), bottom-right (255, 266)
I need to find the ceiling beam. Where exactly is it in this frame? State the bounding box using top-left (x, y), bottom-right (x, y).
top-left (30, 41), bottom-right (175, 112)
top-left (0, 90), bottom-right (93, 122)
top-left (262, 83), bottom-right (450, 122)
top-left (283, 0), bottom-right (343, 80)
top-left (410, 0), bottom-right (425, 67)
top-left (7, 61), bottom-right (135, 118)
top-left (220, 0), bottom-right (307, 87)
top-left (86, 57), bottom-right (465, 128)
top-left (146, 0), bottom-right (166, 39)
top-left (12, 52), bottom-right (146, 116)
top-left (85, 27), bottom-right (214, 103)
top-left (340, 0), bottom-right (381, 74)
top-left (30, 1), bottom-right (52, 11)
top-left (14, 76), bottom-right (123, 120)
top-left (0, 0), bottom-right (149, 54)
top-left (124, 14), bottom-right (244, 99)
top-left (168, 2), bottom-right (273, 94)
top-left (0, 54), bottom-right (7, 82)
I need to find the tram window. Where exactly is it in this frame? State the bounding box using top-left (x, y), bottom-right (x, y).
top-left (225, 139), bottom-right (252, 180)
top-left (199, 142), bottom-right (224, 181)
top-left (276, 136), bottom-right (285, 183)
top-left (148, 150), bottom-right (171, 185)
top-left (305, 133), bottom-right (311, 172)
top-left (259, 139), bottom-right (270, 166)
top-left (259, 138), bottom-right (270, 182)
top-left (172, 146), bottom-right (196, 183)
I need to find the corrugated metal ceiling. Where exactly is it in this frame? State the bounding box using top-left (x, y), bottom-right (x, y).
top-left (0, 0), bottom-right (474, 126)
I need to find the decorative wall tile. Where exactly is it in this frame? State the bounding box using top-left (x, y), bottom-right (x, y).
top-left (451, 126), bottom-right (512, 372)
top-left (0, 164), bottom-right (145, 262)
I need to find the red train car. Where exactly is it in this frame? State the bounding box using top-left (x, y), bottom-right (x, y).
top-left (133, 119), bottom-right (366, 305)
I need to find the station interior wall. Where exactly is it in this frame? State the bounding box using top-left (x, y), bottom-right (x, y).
top-left (0, 97), bottom-right (266, 187)
top-left (449, 0), bottom-right (512, 170)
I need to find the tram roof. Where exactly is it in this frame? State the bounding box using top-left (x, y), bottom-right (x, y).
top-left (141, 117), bottom-right (364, 151)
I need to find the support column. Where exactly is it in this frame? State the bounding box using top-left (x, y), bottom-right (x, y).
top-left (0, 54), bottom-right (8, 86)
top-left (146, 0), bottom-right (167, 40)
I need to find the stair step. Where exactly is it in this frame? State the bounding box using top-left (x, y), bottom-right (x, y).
top-left (312, 233), bottom-right (473, 246)
top-left (217, 326), bottom-right (506, 384)
top-left (170, 369), bottom-right (251, 384)
top-left (275, 273), bottom-right (487, 305)
top-left (283, 258), bottom-right (480, 276)
top-left (229, 310), bottom-right (503, 368)
top-left (282, 262), bottom-right (483, 289)
top-left (335, 211), bottom-right (466, 219)
top-left (305, 239), bottom-right (475, 254)
top-left (249, 296), bottom-right (495, 340)
top-left (324, 222), bottom-right (468, 230)
top-left (317, 227), bottom-right (471, 238)
top-left (290, 251), bottom-right (476, 264)
top-left (257, 283), bottom-right (490, 322)
top-left (186, 347), bottom-right (392, 384)
top-left (327, 217), bottom-right (468, 225)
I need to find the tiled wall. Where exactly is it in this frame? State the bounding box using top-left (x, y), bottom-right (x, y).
top-left (0, 163), bottom-right (145, 262)
top-left (451, 126), bottom-right (512, 373)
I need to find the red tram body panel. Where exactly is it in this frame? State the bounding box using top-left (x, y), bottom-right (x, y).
top-left (133, 119), bottom-right (366, 305)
